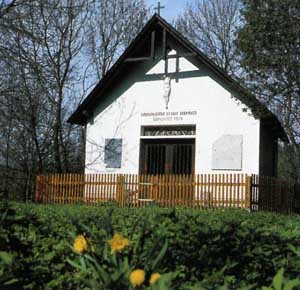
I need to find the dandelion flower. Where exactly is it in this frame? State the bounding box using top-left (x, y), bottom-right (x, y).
top-left (149, 273), bottom-right (161, 285)
top-left (129, 269), bottom-right (145, 287)
top-left (108, 233), bottom-right (130, 254)
top-left (73, 235), bottom-right (88, 254)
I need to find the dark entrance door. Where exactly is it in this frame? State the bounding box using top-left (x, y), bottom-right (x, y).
top-left (139, 138), bottom-right (195, 175)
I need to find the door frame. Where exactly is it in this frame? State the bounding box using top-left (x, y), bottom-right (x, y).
top-left (139, 138), bottom-right (196, 175)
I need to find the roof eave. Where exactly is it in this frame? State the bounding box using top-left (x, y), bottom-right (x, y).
top-left (67, 14), bottom-right (288, 143)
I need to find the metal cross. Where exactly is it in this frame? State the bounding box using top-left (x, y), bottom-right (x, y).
top-left (154, 1), bottom-right (165, 16)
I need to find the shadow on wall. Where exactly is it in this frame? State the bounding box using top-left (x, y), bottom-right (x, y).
top-left (91, 58), bottom-right (208, 122)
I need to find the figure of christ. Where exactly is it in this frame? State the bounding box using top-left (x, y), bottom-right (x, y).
top-left (163, 75), bottom-right (171, 109)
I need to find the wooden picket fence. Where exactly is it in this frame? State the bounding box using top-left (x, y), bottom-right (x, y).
top-left (35, 173), bottom-right (300, 213)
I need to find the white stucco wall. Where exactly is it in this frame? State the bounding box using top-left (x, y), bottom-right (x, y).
top-left (85, 52), bottom-right (260, 175)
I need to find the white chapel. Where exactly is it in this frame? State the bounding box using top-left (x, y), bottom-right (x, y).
top-left (68, 14), bottom-right (287, 177)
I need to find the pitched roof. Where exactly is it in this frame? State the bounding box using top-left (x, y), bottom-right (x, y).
top-left (68, 14), bottom-right (288, 142)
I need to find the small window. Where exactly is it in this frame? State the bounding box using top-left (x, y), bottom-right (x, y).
top-left (141, 125), bottom-right (196, 136)
top-left (104, 139), bottom-right (122, 168)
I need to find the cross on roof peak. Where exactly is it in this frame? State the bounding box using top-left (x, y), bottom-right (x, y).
top-left (154, 1), bottom-right (165, 16)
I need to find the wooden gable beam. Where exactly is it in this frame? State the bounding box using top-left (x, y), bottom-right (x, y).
top-left (176, 51), bottom-right (179, 82)
top-left (124, 31), bottom-right (156, 63)
top-left (167, 53), bottom-right (196, 59)
top-left (162, 28), bottom-right (168, 74)
top-left (151, 30), bottom-right (156, 61)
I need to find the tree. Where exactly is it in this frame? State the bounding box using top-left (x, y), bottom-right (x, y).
top-left (85, 0), bottom-right (149, 81)
top-left (0, 0), bottom-right (87, 176)
top-left (0, 0), bottom-right (150, 186)
top-left (35, 0), bottom-right (87, 173)
top-left (0, 0), bottom-right (152, 199)
top-left (175, 0), bottom-right (242, 75)
top-left (238, 0), bottom-right (300, 181)
top-left (0, 0), bottom-right (27, 19)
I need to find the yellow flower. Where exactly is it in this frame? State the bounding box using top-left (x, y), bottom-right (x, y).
top-left (149, 273), bottom-right (161, 285)
top-left (108, 233), bottom-right (130, 253)
top-left (73, 235), bottom-right (88, 254)
top-left (129, 269), bottom-right (145, 287)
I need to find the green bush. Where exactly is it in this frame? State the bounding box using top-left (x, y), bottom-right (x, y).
top-left (1, 202), bottom-right (300, 289)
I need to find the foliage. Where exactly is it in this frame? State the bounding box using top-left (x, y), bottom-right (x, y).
top-left (2, 202), bottom-right (300, 289)
top-left (262, 268), bottom-right (300, 290)
top-left (237, 0), bottom-right (300, 182)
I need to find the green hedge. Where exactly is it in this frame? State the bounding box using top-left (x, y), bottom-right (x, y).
top-left (1, 202), bottom-right (300, 289)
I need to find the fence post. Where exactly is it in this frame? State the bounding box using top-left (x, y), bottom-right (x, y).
top-left (116, 175), bottom-right (120, 207)
top-left (152, 175), bottom-right (158, 201)
top-left (295, 184), bottom-right (300, 213)
top-left (246, 175), bottom-right (252, 211)
top-left (116, 175), bottom-right (125, 208)
top-left (35, 175), bottom-right (41, 203)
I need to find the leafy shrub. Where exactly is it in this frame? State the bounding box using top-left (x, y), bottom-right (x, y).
top-left (1, 203), bottom-right (300, 289)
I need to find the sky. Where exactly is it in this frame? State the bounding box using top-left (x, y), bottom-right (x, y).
top-left (146, 0), bottom-right (190, 21)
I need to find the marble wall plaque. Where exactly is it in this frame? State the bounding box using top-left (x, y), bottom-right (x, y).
top-left (212, 135), bottom-right (243, 170)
